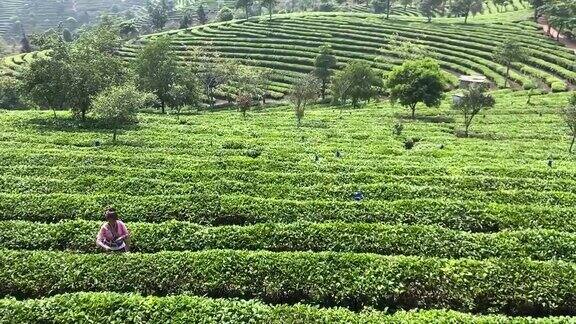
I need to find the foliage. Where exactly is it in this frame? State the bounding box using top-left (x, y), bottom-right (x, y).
top-left (197, 5), bottom-right (208, 24)
top-left (91, 85), bottom-right (152, 141)
top-left (217, 6), bottom-right (234, 21)
top-left (236, 0), bottom-right (254, 18)
top-left (261, 0), bottom-right (279, 20)
top-left (166, 67), bottom-right (202, 118)
top-left (0, 78), bottom-right (26, 110)
top-left (313, 44), bottom-right (337, 100)
top-left (331, 60), bottom-right (380, 108)
top-left (453, 84), bottom-right (496, 136)
top-left (1, 292), bottom-right (568, 323)
top-left (386, 58), bottom-right (446, 118)
top-left (450, 0), bottom-right (484, 23)
top-left (20, 41), bottom-right (73, 116)
top-left (134, 37), bottom-right (179, 113)
top-left (290, 73), bottom-right (320, 126)
top-left (146, 0), bottom-right (169, 31)
top-left (561, 93), bottom-right (576, 153)
top-left (419, 0), bottom-right (444, 22)
top-left (3, 249), bottom-right (576, 316)
top-left (493, 38), bottom-right (527, 87)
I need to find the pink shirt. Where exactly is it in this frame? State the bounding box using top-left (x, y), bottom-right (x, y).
top-left (96, 220), bottom-right (129, 249)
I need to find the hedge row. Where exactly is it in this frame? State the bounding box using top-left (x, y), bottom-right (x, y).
top-left (2, 250), bottom-right (576, 315)
top-left (1, 292), bottom-right (569, 323)
top-left (3, 220), bottom-right (576, 262)
top-left (0, 193), bottom-right (575, 231)
top-left (2, 173), bottom-right (576, 207)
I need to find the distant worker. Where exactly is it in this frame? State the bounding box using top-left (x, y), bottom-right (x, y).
top-left (96, 208), bottom-right (131, 252)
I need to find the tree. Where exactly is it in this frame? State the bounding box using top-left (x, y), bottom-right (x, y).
top-left (386, 58), bottom-right (446, 119)
top-left (372, 0), bottom-right (387, 13)
top-left (419, 0), bottom-right (443, 22)
top-left (20, 30), bottom-right (32, 53)
top-left (261, 0), bottom-right (278, 20)
top-left (452, 84), bottom-right (495, 137)
top-left (92, 85), bottom-right (152, 142)
top-left (0, 78), bottom-right (26, 109)
top-left (561, 93), bottom-right (576, 153)
top-left (134, 37), bottom-right (179, 114)
top-left (331, 60), bottom-right (381, 108)
top-left (166, 67), bottom-right (203, 119)
top-left (493, 38), bottom-right (526, 88)
top-left (21, 41), bottom-right (73, 117)
top-left (66, 21), bottom-right (128, 120)
top-left (400, 0), bottom-right (412, 9)
top-left (450, 0), bottom-right (483, 23)
top-left (541, 1), bottom-right (576, 41)
top-left (146, 0), bottom-right (169, 31)
top-left (236, 0), bottom-right (254, 18)
top-left (313, 45), bottom-right (337, 100)
top-left (385, 0), bottom-right (394, 18)
top-left (197, 5), bottom-right (208, 24)
top-left (195, 49), bottom-right (236, 109)
top-left (218, 6), bottom-right (234, 21)
top-left (179, 10), bottom-right (193, 28)
top-left (527, 0), bottom-right (545, 21)
top-left (290, 74), bottom-right (320, 127)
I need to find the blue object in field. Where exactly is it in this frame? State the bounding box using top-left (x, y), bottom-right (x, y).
top-left (353, 191), bottom-right (364, 201)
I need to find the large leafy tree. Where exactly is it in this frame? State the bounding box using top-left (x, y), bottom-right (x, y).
top-left (146, 0), bottom-right (169, 31)
top-left (134, 36), bottom-right (179, 114)
top-left (21, 40), bottom-right (73, 117)
top-left (313, 45), bottom-right (338, 100)
top-left (419, 0), bottom-right (444, 22)
top-left (541, 1), bottom-right (576, 41)
top-left (236, 0), bottom-right (254, 18)
top-left (67, 21), bottom-right (128, 120)
top-left (386, 58), bottom-right (446, 119)
top-left (450, 0), bottom-right (483, 23)
top-left (453, 84), bottom-right (496, 137)
top-left (261, 0), bottom-right (278, 20)
top-left (331, 60), bottom-right (381, 108)
top-left (493, 38), bottom-right (526, 88)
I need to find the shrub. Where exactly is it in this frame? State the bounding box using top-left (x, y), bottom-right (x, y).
top-left (218, 6), bottom-right (234, 21)
top-left (0, 78), bottom-right (26, 109)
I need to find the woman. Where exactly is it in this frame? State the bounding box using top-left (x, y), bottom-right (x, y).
top-left (96, 208), bottom-right (130, 252)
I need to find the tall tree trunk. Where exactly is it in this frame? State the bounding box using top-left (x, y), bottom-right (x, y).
top-left (464, 11), bottom-right (469, 24)
top-left (269, 7), bottom-right (272, 21)
top-left (386, 0), bottom-right (390, 19)
top-left (161, 100), bottom-right (165, 114)
top-left (246, 6), bottom-right (249, 18)
top-left (570, 135), bottom-right (575, 153)
top-left (411, 105), bottom-right (416, 119)
top-left (321, 81), bottom-right (326, 100)
top-left (113, 129), bottom-right (117, 142)
top-left (557, 26), bottom-right (563, 41)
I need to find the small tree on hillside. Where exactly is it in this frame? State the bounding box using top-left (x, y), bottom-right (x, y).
top-left (261, 0), bottom-right (278, 20)
top-left (493, 38), bottom-right (526, 88)
top-left (527, 0), bottom-right (545, 21)
top-left (91, 85), bottom-right (153, 142)
top-left (561, 93), bottom-right (576, 153)
top-left (331, 60), bottom-right (381, 108)
top-left (146, 0), bottom-right (169, 31)
top-left (419, 0), bottom-right (443, 22)
top-left (452, 84), bottom-right (495, 137)
top-left (236, 0), bottom-right (254, 18)
top-left (167, 67), bottom-right (203, 119)
top-left (386, 58), bottom-right (446, 119)
top-left (313, 45), bottom-right (337, 100)
top-left (372, 0), bottom-right (387, 13)
top-left (134, 37), bottom-right (179, 114)
top-left (290, 74), bottom-right (320, 127)
top-left (450, 0), bottom-right (483, 23)
top-left (218, 6), bottom-right (234, 21)
top-left (197, 5), bottom-right (208, 24)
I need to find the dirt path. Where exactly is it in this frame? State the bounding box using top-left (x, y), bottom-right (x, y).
top-left (538, 18), bottom-right (576, 53)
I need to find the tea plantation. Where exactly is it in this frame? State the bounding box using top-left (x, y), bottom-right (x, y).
top-left (1, 87), bottom-right (576, 321)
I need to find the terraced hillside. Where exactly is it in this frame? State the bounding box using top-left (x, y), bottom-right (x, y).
top-left (116, 13), bottom-right (576, 96)
top-left (0, 0), bottom-right (145, 40)
top-left (1, 90), bottom-right (576, 320)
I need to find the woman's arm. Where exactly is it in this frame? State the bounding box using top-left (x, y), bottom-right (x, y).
top-left (96, 225), bottom-right (111, 251)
